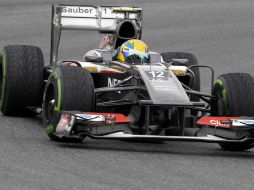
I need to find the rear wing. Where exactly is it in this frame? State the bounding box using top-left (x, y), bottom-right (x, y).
top-left (50, 3), bottom-right (143, 66)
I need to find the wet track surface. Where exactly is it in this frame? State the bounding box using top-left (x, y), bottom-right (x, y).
top-left (1, 0), bottom-right (254, 189)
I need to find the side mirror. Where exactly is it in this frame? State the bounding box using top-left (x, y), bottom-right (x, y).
top-left (171, 59), bottom-right (188, 66)
top-left (84, 50), bottom-right (103, 63)
top-left (149, 52), bottom-right (162, 63)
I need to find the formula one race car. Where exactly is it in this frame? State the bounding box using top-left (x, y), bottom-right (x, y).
top-left (1, 3), bottom-right (254, 151)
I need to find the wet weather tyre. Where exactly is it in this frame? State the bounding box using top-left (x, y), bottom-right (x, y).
top-left (42, 66), bottom-right (95, 142)
top-left (0, 45), bottom-right (44, 116)
top-left (212, 73), bottom-right (254, 151)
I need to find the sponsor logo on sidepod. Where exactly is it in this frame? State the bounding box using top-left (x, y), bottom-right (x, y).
top-left (108, 78), bottom-right (121, 87)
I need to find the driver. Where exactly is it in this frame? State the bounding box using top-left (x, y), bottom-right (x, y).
top-left (117, 39), bottom-right (149, 64)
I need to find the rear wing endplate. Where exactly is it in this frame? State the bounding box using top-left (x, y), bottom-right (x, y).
top-left (50, 3), bottom-right (143, 66)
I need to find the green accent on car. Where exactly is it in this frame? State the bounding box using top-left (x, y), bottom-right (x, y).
top-left (50, 70), bottom-right (57, 78)
top-left (50, 70), bottom-right (61, 111)
top-left (44, 124), bottom-right (55, 135)
top-left (0, 51), bottom-right (6, 109)
top-left (214, 79), bottom-right (229, 115)
top-left (222, 89), bottom-right (229, 115)
top-left (214, 79), bottom-right (223, 86)
top-left (55, 78), bottom-right (61, 110)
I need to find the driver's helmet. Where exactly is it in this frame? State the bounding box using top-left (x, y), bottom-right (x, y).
top-left (117, 39), bottom-right (148, 64)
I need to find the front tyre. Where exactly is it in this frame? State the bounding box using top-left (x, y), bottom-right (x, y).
top-left (212, 73), bottom-right (254, 151)
top-left (0, 45), bottom-right (44, 116)
top-left (42, 66), bottom-right (95, 142)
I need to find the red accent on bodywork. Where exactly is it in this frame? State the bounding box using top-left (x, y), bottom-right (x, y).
top-left (99, 70), bottom-right (118, 74)
top-left (197, 116), bottom-right (240, 128)
top-left (84, 112), bottom-right (130, 123)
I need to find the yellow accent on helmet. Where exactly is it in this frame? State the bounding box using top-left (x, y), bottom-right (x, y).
top-left (112, 7), bottom-right (142, 12)
top-left (117, 39), bottom-right (148, 63)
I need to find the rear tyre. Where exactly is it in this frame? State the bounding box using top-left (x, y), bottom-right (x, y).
top-left (212, 73), bottom-right (254, 151)
top-left (160, 52), bottom-right (200, 96)
top-left (0, 45), bottom-right (44, 116)
top-left (42, 66), bottom-right (95, 142)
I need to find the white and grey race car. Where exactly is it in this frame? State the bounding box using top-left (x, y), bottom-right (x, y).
top-left (1, 2), bottom-right (254, 151)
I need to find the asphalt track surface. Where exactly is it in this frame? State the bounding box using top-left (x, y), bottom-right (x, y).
top-left (1, 0), bottom-right (254, 190)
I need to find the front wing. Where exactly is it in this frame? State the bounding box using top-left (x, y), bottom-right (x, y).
top-left (46, 111), bottom-right (254, 146)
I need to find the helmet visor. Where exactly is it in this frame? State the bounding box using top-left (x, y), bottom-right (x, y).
top-left (122, 48), bottom-right (148, 63)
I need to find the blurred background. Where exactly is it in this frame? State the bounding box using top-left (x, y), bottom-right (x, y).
top-left (1, 1), bottom-right (254, 190)
top-left (1, 0), bottom-right (254, 89)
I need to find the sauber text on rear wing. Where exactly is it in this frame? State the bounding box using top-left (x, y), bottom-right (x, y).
top-left (50, 3), bottom-right (143, 66)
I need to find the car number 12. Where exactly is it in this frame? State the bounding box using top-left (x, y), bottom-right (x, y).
top-left (148, 71), bottom-right (165, 78)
